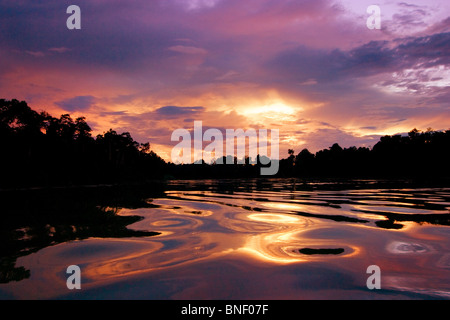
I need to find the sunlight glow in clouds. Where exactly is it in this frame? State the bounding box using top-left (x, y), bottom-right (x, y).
top-left (241, 102), bottom-right (298, 123)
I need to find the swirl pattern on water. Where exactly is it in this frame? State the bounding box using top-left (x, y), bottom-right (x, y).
top-left (1, 180), bottom-right (449, 299)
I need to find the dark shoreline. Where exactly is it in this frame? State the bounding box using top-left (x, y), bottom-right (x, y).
top-left (2, 176), bottom-right (449, 194)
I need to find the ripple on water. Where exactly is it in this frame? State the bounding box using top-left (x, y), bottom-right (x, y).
top-left (4, 183), bottom-right (450, 300)
top-left (436, 254), bottom-right (450, 269)
top-left (150, 217), bottom-right (201, 229)
top-left (386, 241), bottom-right (433, 254)
top-left (29, 238), bottom-right (162, 266)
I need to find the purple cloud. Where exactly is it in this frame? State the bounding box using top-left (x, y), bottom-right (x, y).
top-left (55, 96), bottom-right (96, 112)
top-left (155, 106), bottom-right (205, 118)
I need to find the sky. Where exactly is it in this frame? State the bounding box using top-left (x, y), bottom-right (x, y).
top-left (0, 0), bottom-right (449, 161)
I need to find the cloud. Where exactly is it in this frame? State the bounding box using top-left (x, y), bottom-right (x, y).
top-left (266, 32), bottom-right (450, 89)
top-left (168, 46), bottom-right (208, 55)
top-left (154, 106), bottom-right (205, 118)
top-left (25, 51), bottom-right (46, 57)
top-left (48, 47), bottom-right (71, 54)
top-left (395, 32), bottom-right (450, 65)
top-left (298, 128), bottom-right (382, 152)
top-left (398, 2), bottom-right (422, 9)
top-left (299, 79), bottom-right (318, 86)
top-left (424, 17), bottom-right (450, 34)
top-left (381, 2), bottom-right (434, 35)
top-left (176, 0), bottom-right (222, 11)
top-left (55, 96), bottom-right (96, 112)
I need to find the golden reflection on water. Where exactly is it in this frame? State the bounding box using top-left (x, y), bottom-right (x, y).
top-left (262, 202), bottom-right (309, 212)
top-left (247, 213), bottom-right (303, 224)
top-left (228, 211), bottom-right (361, 265)
top-left (239, 213), bottom-right (309, 264)
top-left (2, 185), bottom-right (450, 299)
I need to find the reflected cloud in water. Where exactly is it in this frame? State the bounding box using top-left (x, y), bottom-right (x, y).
top-left (0, 180), bottom-right (449, 299)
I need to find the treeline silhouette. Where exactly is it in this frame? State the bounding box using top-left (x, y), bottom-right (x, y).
top-left (278, 128), bottom-right (450, 179)
top-left (1, 98), bottom-right (449, 187)
top-left (0, 99), bottom-right (166, 188)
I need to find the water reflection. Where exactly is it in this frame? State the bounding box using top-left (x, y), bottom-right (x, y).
top-left (0, 179), bottom-right (449, 299)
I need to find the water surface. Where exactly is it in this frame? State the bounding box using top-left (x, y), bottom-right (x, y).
top-left (0, 179), bottom-right (449, 299)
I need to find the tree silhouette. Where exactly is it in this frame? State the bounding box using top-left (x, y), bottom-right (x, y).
top-left (0, 99), bottom-right (166, 188)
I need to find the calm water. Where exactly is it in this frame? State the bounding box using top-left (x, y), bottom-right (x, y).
top-left (1, 179), bottom-right (449, 300)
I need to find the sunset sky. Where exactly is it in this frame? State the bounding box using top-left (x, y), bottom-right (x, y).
top-left (1, 0), bottom-right (449, 161)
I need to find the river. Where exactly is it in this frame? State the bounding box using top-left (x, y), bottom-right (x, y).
top-left (0, 179), bottom-right (449, 299)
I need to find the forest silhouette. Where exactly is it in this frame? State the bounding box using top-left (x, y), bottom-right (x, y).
top-left (1, 98), bottom-right (449, 188)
